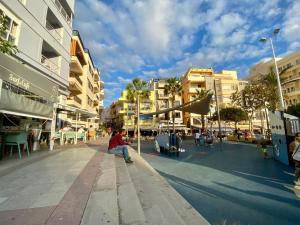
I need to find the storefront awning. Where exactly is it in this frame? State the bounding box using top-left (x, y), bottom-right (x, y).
top-left (57, 104), bottom-right (97, 118)
top-left (0, 89), bottom-right (53, 119)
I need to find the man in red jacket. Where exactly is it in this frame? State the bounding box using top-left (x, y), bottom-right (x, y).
top-left (108, 129), bottom-right (133, 163)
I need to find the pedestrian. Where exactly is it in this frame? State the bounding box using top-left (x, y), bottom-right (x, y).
top-left (237, 128), bottom-right (242, 141)
top-left (108, 128), bottom-right (133, 163)
top-left (289, 132), bottom-right (300, 186)
top-left (260, 139), bottom-right (268, 159)
top-left (194, 130), bottom-right (200, 146)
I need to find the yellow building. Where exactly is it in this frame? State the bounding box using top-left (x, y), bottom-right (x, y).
top-left (181, 68), bottom-right (247, 129)
top-left (248, 50), bottom-right (300, 108)
top-left (66, 30), bottom-right (104, 129)
top-left (111, 90), bottom-right (156, 131)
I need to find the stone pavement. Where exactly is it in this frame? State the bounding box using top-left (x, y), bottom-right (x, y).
top-left (0, 138), bottom-right (209, 225)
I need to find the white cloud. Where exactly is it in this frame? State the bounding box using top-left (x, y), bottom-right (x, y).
top-left (282, 0), bottom-right (300, 51)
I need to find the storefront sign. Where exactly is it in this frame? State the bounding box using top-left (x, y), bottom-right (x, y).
top-left (9, 73), bottom-right (30, 90)
top-left (0, 52), bottom-right (58, 101)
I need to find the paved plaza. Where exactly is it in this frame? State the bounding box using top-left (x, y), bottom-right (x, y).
top-left (0, 139), bottom-right (208, 225)
top-left (134, 139), bottom-right (300, 225)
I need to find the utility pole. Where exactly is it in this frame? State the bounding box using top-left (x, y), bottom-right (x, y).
top-left (214, 79), bottom-right (222, 143)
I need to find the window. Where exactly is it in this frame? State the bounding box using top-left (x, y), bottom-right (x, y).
top-left (287, 88), bottom-right (290, 93)
top-left (296, 59), bottom-right (300, 65)
top-left (88, 64), bottom-right (93, 75)
top-left (0, 11), bottom-right (18, 44)
top-left (175, 112), bottom-right (181, 118)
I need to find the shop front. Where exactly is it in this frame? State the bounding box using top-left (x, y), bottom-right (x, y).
top-left (0, 52), bottom-right (58, 159)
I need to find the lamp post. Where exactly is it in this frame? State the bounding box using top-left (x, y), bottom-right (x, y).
top-left (260, 28), bottom-right (285, 110)
top-left (213, 79), bottom-right (222, 143)
top-left (137, 94), bottom-right (141, 155)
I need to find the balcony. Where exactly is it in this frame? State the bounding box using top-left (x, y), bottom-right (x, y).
top-left (94, 74), bottom-right (100, 82)
top-left (69, 76), bottom-right (82, 93)
top-left (93, 98), bottom-right (99, 106)
top-left (41, 54), bottom-right (59, 74)
top-left (93, 83), bottom-right (100, 93)
top-left (157, 93), bottom-right (169, 99)
top-left (187, 75), bottom-right (205, 83)
top-left (46, 22), bottom-right (62, 42)
top-left (53, 0), bottom-right (72, 25)
top-left (70, 56), bottom-right (84, 74)
top-left (67, 95), bottom-right (82, 108)
top-left (157, 82), bottom-right (166, 88)
top-left (281, 74), bottom-right (300, 85)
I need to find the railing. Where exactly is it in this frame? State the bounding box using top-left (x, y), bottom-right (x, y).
top-left (46, 21), bottom-right (62, 42)
top-left (158, 93), bottom-right (168, 98)
top-left (68, 95), bottom-right (82, 105)
top-left (53, 0), bottom-right (72, 25)
top-left (75, 75), bottom-right (82, 85)
top-left (281, 74), bottom-right (300, 84)
top-left (41, 55), bottom-right (59, 74)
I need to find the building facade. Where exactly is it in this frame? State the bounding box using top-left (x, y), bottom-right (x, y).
top-left (0, 0), bottom-right (75, 142)
top-left (109, 90), bottom-right (156, 133)
top-left (248, 50), bottom-right (300, 108)
top-left (66, 30), bottom-right (104, 129)
top-left (181, 68), bottom-right (247, 129)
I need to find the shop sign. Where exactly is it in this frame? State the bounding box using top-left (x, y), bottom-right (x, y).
top-left (9, 73), bottom-right (30, 90)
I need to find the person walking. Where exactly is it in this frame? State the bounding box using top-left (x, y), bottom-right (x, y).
top-left (194, 130), bottom-right (200, 146)
top-left (108, 129), bottom-right (133, 163)
top-left (289, 132), bottom-right (300, 186)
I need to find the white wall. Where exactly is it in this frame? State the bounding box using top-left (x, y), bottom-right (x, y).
top-left (1, 0), bottom-right (74, 92)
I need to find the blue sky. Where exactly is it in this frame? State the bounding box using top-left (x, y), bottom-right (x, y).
top-left (74, 0), bottom-right (300, 107)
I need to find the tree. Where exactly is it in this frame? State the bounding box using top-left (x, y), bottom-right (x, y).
top-left (217, 107), bottom-right (248, 130)
top-left (287, 104), bottom-right (300, 118)
top-left (193, 89), bottom-right (212, 131)
top-left (0, 12), bottom-right (18, 55)
top-left (126, 78), bottom-right (150, 137)
top-left (231, 83), bottom-right (264, 131)
top-left (164, 77), bottom-right (182, 133)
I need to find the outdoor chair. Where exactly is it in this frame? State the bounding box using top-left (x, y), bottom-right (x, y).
top-left (4, 131), bottom-right (29, 159)
top-left (77, 132), bottom-right (87, 143)
top-left (64, 131), bottom-right (76, 144)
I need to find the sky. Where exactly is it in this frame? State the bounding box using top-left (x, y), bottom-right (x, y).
top-left (73, 0), bottom-right (300, 107)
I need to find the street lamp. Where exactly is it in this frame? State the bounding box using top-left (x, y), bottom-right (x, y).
top-left (137, 94), bottom-right (141, 155)
top-left (213, 79), bottom-right (222, 143)
top-left (260, 28), bottom-right (285, 110)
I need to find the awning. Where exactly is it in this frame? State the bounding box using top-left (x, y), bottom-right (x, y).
top-left (0, 109), bottom-right (52, 120)
top-left (0, 88), bottom-right (53, 119)
top-left (57, 103), bottom-right (97, 118)
top-left (142, 95), bottom-right (212, 116)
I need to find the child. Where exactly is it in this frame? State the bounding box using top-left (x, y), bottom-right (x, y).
top-left (260, 139), bottom-right (268, 159)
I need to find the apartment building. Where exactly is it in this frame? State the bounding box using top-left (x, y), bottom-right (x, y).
top-left (248, 50), bottom-right (300, 108)
top-left (181, 68), bottom-right (247, 129)
top-left (0, 1), bottom-right (74, 133)
top-left (66, 30), bottom-right (104, 129)
top-left (149, 79), bottom-right (185, 131)
top-left (109, 90), bottom-right (155, 133)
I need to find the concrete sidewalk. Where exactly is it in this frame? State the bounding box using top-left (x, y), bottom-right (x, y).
top-left (0, 139), bottom-right (209, 225)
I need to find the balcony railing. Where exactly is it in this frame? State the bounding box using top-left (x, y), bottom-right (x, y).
top-left (46, 21), bottom-right (62, 42)
top-left (53, 0), bottom-right (72, 25)
top-left (41, 55), bottom-right (59, 74)
top-left (281, 74), bottom-right (300, 84)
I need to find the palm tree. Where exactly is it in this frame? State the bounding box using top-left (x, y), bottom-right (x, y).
top-left (193, 89), bottom-right (212, 131)
top-left (164, 77), bottom-right (182, 133)
top-left (126, 78), bottom-right (150, 137)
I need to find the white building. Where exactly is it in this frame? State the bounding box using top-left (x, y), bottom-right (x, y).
top-left (0, 0), bottom-right (75, 149)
